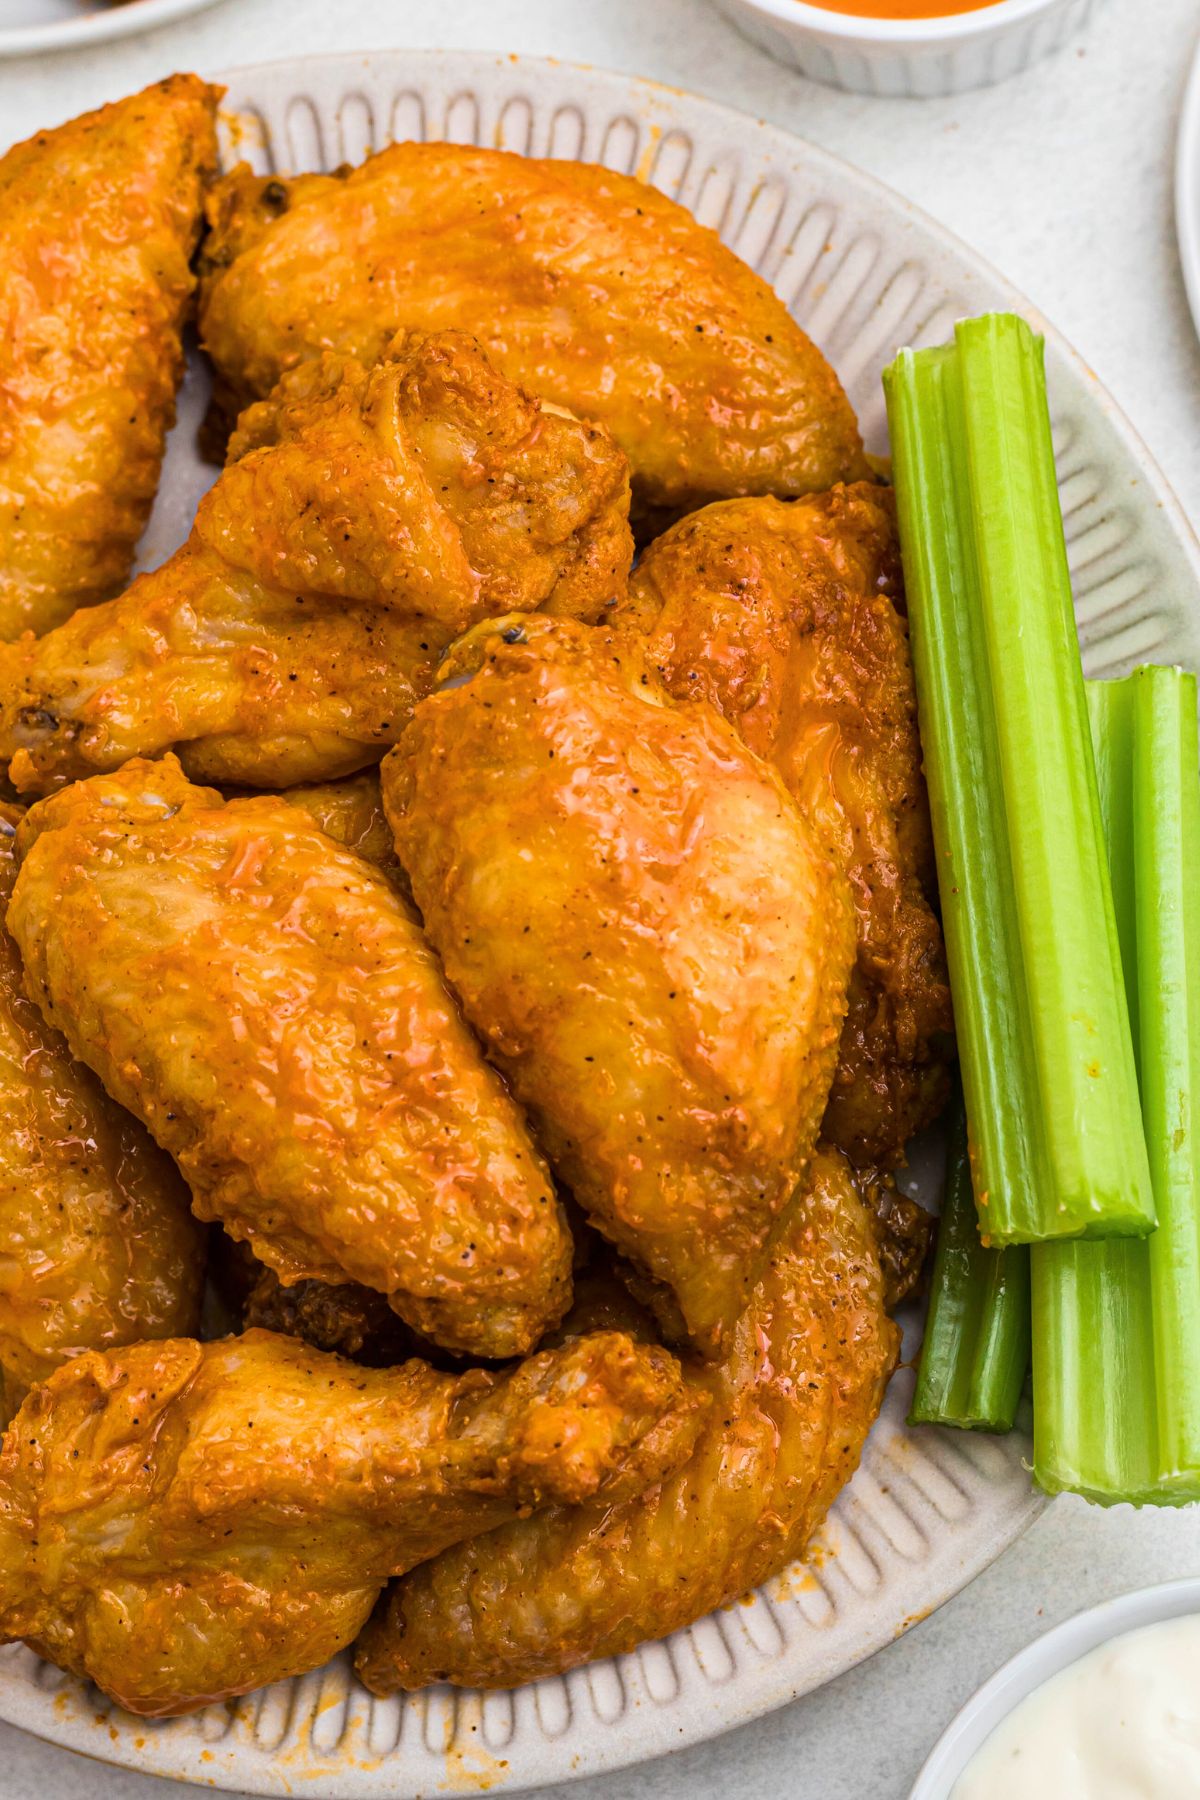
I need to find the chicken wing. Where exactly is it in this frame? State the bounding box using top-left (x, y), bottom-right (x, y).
top-left (0, 802), bottom-right (203, 1407)
top-left (243, 1265), bottom-right (417, 1366)
top-left (0, 1326), bottom-right (704, 1715)
top-left (9, 755), bottom-right (572, 1358)
top-left (382, 614), bottom-right (855, 1356)
top-left (0, 330), bottom-right (632, 796)
top-left (198, 143), bottom-right (868, 527)
top-left (356, 1145), bottom-right (897, 1692)
top-left (620, 484), bottom-right (953, 1164)
top-left (277, 770), bottom-right (402, 882)
top-left (0, 75), bottom-right (218, 638)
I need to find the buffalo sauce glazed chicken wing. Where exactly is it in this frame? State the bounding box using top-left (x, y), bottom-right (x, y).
top-left (7, 755), bottom-right (572, 1358)
top-left (0, 329), bottom-right (632, 795)
top-left (620, 483), bottom-right (953, 1164)
top-left (357, 1145), bottom-right (897, 1692)
top-left (197, 142), bottom-right (869, 527)
top-left (277, 769), bottom-right (403, 883)
top-left (0, 803), bottom-right (203, 1420)
top-left (382, 614), bottom-right (856, 1357)
top-left (0, 76), bottom-right (219, 638)
top-left (0, 1327), bottom-right (705, 1715)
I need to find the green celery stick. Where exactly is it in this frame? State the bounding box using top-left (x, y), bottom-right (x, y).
top-left (1031, 1235), bottom-right (1161, 1503)
top-left (884, 315), bottom-right (1154, 1244)
top-left (884, 337), bottom-right (1051, 1250)
top-left (1032, 679), bottom-right (1159, 1500)
top-left (1133, 667), bottom-right (1200, 1486)
top-left (956, 317), bottom-right (1151, 1240)
top-left (910, 1095), bottom-right (1030, 1432)
top-left (1033, 670), bottom-right (1200, 1503)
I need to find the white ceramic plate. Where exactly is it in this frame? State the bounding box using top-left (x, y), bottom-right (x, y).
top-left (0, 0), bottom-right (226, 62)
top-left (2, 47), bottom-right (1199, 1800)
top-left (1175, 30), bottom-right (1200, 344)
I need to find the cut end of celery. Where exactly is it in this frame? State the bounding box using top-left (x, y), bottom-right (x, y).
top-left (909, 1405), bottom-right (1022, 1434)
top-left (1032, 1462), bottom-right (1200, 1509)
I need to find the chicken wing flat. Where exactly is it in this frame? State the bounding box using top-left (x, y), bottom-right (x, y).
top-left (620, 483), bottom-right (953, 1164)
top-left (0, 1326), bottom-right (704, 1715)
top-left (0, 330), bottom-right (631, 796)
top-left (382, 614), bottom-right (855, 1356)
top-left (356, 1145), bottom-right (897, 1692)
top-left (0, 803), bottom-right (203, 1406)
top-left (198, 143), bottom-right (868, 526)
top-left (9, 756), bottom-right (572, 1358)
top-left (0, 76), bottom-right (218, 639)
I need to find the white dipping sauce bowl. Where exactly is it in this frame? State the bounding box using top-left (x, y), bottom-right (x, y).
top-left (711, 0), bottom-right (1098, 97)
top-left (909, 1577), bottom-right (1200, 1799)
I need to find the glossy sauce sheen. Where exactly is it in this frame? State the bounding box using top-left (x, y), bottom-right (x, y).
top-left (808, 1), bottom-right (999, 16)
top-left (953, 1615), bottom-right (1200, 1798)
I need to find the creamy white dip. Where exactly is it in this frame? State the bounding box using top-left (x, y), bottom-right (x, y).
top-left (952, 1614), bottom-right (1200, 1799)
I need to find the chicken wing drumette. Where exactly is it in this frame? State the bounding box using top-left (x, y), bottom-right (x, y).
top-left (356, 1146), bottom-right (897, 1692)
top-left (0, 802), bottom-right (203, 1416)
top-left (8, 756), bottom-right (572, 1358)
top-left (198, 143), bottom-right (868, 527)
top-left (0, 1326), bottom-right (704, 1715)
top-left (620, 483), bottom-right (953, 1164)
top-left (0, 330), bottom-right (632, 795)
top-left (0, 75), bottom-right (218, 638)
top-left (382, 615), bottom-right (855, 1356)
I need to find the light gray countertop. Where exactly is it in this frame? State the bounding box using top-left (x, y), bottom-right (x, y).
top-left (3, 0), bottom-right (1200, 1794)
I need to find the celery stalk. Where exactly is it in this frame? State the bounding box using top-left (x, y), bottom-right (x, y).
top-left (909, 1096), bottom-right (1030, 1432)
top-left (1032, 678), bottom-right (1158, 1500)
top-left (1031, 1235), bottom-right (1161, 1503)
top-left (1133, 668), bottom-right (1200, 1486)
top-left (1032, 670), bottom-right (1200, 1503)
top-left (884, 338), bottom-right (1051, 1249)
top-left (883, 315), bottom-right (1154, 1244)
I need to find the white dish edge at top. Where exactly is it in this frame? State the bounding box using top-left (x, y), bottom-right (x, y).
top-left (0, 0), bottom-right (226, 61)
top-left (2, 44), bottom-right (1199, 1800)
top-left (1175, 27), bottom-right (1200, 346)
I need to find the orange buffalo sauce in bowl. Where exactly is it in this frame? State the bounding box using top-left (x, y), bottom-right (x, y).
top-left (806, 0), bottom-right (999, 14)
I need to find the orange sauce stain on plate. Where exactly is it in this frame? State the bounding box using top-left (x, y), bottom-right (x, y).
top-left (806, 0), bottom-right (999, 15)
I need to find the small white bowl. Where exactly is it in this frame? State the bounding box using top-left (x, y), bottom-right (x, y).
top-left (711, 0), bottom-right (1098, 97)
top-left (909, 1577), bottom-right (1200, 1798)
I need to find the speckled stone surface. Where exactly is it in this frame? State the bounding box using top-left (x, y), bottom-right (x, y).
top-left (2, 1), bottom-right (1200, 1794)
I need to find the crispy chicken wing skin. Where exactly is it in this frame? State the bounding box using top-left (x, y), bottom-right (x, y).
top-left (620, 484), bottom-right (953, 1164)
top-left (243, 1265), bottom-right (417, 1366)
top-left (863, 1169), bottom-right (933, 1310)
top-left (356, 1146), bottom-right (897, 1692)
top-left (279, 770), bottom-right (405, 884)
top-left (9, 756), bottom-right (572, 1357)
top-left (0, 330), bottom-right (631, 796)
top-left (0, 803), bottom-right (203, 1405)
top-left (0, 76), bottom-right (219, 638)
top-left (382, 615), bottom-right (855, 1356)
top-left (198, 144), bottom-right (868, 525)
top-left (0, 1327), bottom-right (703, 1715)
top-left (218, 331), bottom-right (632, 628)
